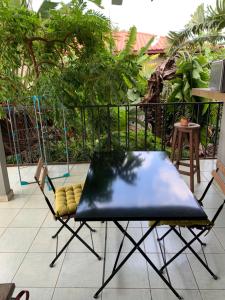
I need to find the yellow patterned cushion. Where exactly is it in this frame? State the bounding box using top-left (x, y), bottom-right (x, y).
top-left (55, 184), bottom-right (83, 217)
top-left (149, 219), bottom-right (211, 227)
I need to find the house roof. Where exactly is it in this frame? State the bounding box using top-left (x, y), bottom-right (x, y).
top-left (113, 31), bottom-right (168, 54)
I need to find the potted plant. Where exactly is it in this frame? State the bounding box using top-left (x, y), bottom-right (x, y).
top-left (180, 116), bottom-right (189, 126)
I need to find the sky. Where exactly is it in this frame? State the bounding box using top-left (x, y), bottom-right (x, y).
top-left (32, 0), bottom-right (217, 36)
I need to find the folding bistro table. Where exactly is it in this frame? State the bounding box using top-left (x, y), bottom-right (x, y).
top-left (75, 151), bottom-right (208, 299)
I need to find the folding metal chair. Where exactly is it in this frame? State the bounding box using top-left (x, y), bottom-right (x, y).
top-left (152, 159), bottom-right (225, 281)
top-left (34, 158), bottom-right (101, 267)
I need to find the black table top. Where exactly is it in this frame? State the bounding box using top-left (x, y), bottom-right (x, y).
top-left (75, 151), bottom-right (207, 221)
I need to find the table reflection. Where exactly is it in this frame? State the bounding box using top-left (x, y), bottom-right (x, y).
top-left (77, 151), bottom-right (207, 221)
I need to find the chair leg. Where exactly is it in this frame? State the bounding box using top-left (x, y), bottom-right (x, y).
top-left (157, 227), bottom-right (173, 241)
top-left (84, 222), bottom-right (96, 233)
top-left (112, 221), bottom-right (129, 272)
top-left (52, 218), bottom-right (70, 239)
top-left (160, 227), bottom-right (218, 280)
top-left (50, 221), bottom-right (101, 267)
top-left (155, 228), bottom-right (171, 284)
top-left (188, 228), bottom-right (206, 246)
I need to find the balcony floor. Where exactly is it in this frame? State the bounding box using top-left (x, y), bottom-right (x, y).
top-left (0, 160), bottom-right (225, 300)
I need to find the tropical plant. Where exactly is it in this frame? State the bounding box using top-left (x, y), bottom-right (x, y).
top-left (168, 1), bottom-right (225, 55)
top-left (0, 0), bottom-right (112, 100)
top-left (168, 51), bottom-right (209, 103)
top-left (0, 0), bottom-right (156, 108)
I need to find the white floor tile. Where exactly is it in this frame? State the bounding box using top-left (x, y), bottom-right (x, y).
top-left (200, 160), bottom-right (216, 172)
top-left (0, 228), bottom-right (38, 252)
top-left (103, 289), bottom-right (151, 300)
top-left (143, 227), bottom-right (183, 254)
top-left (0, 209), bottom-right (20, 227)
top-left (29, 227), bottom-right (71, 253)
top-left (214, 228), bottom-right (225, 250)
top-left (70, 164), bottom-right (90, 175)
top-left (105, 253), bottom-right (150, 288)
top-left (23, 195), bottom-right (51, 209)
top-left (13, 184), bottom-right (37, 195)
top-left (0, 194), bottom-right (28, 209)
top-left (194, 191), bottom-right (224, 209)
top-left (56, 253), bottom-right (103, 287)
top-left (67, 226), bottom-right (105, 253)
top-left (204, 209), bottom-right (225, 227)
top-left (151, 289), bottom-right (202, 300)
top-left (187, 253), bottom-right (225, 289)
top-left (106, 227), bottom-right (144, 253)
top-left (14, 253), bottom-right (64, 287)
top-left (0, 253), bottom-right (25, 282)
top-left (109, 221), bottom-right (142, 228)
top-left (180, 228), bottom-right (225, 254)
top-left (64, 176), bottom-right (86, 185)
top-left (0, 227), bottom-right (6, 237)
top-left (201, 290), bottom-right (225, 300)
top-left (41, 211), bottom-right (74, 228)
top-left (202, 171), bottom-right (214, 181)
top-left (9, 209), bottom-right (48, 227)
top-left (194, 182), bottom-right (214, 194)
top-left (201, 172), bottom-right (210, 182)
top-left (13, 288), bottom-right (54, 300)
top-left (148, 253), bottom-right (198, 289)
top-left (53, 288), bottom-right (97, 300)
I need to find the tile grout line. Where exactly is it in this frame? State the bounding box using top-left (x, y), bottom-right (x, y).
top-left (211, 227), bottom-right (225, 253)
top-left (51, 251), bottom-right (67, 300)
top-left (141, 221), bottom-right (153, 300)
top-left (186, 249), bottom-right (204, 300)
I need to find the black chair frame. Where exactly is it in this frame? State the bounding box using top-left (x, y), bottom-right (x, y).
top-left (156, 167), bottom-right (225, 280)
top-left (34, 162), bottom-right (101, 267)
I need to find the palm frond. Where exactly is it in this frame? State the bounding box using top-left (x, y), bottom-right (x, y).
top-left (168, 0), bottom-right (225, 54)
top-left (119, 26), bottom-right (137, 58)
top-left (138, 36), bottom-right (155, 57)
top-left (169, 32), bottom-right (225, 55)
top-left (88, 0), bottom-right (103, 8)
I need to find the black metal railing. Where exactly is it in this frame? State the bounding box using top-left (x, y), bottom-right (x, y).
top-left (2, 101), bottom-right (223, 165)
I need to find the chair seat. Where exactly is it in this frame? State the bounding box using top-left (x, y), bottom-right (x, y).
top-left (55, 184), bottom-right (83, 217)
top-left (149, 219), bottom-right (211, 227)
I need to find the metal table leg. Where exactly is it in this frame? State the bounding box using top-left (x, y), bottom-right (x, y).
top-left (94, 220), bottom-right (183, 300)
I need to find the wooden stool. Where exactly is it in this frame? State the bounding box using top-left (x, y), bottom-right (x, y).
top-left (171, 122), bottom-right (201, 192)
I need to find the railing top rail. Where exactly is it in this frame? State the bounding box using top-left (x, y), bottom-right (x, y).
top-left (3, 101), bottom-right (223, 110)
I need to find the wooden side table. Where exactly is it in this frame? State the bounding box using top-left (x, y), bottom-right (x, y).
top-left (171, 122), bottom-right (201, 192)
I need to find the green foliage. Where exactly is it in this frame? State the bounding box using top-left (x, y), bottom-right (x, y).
top-left (0, 1), bottom-right (155, 107)
top-left (168, 52), bottom-right (209, 103)
top-left (168, 0), bottom-right (225, 54)
top-left (0, 0), bottom-right (111, 100)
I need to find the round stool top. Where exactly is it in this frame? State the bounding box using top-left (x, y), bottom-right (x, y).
top-left (174, 122), bottom-right (200, 130)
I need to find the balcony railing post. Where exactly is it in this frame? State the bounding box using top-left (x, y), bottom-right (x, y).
top-left (0, 124), bottom-right (13, 201)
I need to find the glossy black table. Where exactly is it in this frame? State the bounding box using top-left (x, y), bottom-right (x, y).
top-left (76, 151), bottom-right (208, 299)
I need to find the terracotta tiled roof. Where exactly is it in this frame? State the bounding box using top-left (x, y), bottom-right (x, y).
top-left (113, 31), bottom-right (168, 54)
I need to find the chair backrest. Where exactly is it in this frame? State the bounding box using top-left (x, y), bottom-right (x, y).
top-left (212, 160), bottom-right (225, 196)
top-left (208, 159), bottom-right (225, 225)
top-left (34, 158), bottom-right (56, 216)
top-left (199, 160), bottom-right (223, 204)
top-left (34, 158), bottom-right (47, 191)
